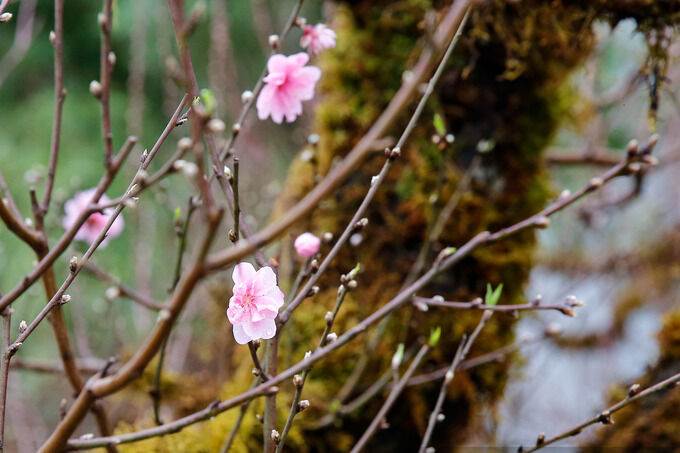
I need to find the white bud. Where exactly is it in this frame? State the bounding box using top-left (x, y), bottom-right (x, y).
top-left (97, 12), bottom-right (106, 27)
top-left (436, 413), bottom-right (445, 422)
top-left (178, 137), bottom-right (193, 151)
top-left (296, 399), bottom-right (310, 412)
top-left (588, 177), bottom-right (604, 189)
top-left (241, 90), bottom-right (254, 104)
top-left (107, 51), bottom-right (116, 66)
top-left (349, 233), bottom-right (362, 247)
top-left (173, 159), bottom-right (187, 171)
top-left (414, 301), bottom-right (429, 312)
top-left (270, 429), bottom-right (280, 443)
top-left (268, 34), bottom-right (280, 48)
top-left (60, 294), bottom-right (71, 304)
top-left (293, 374), bottom-right (303, 387)
top-left (325, 332), bottom-right (337, 343)
top-left (371, 175), bottom-right (379, 186)
top-left (425, 447), bottom-right (435, 453)
top-left (19, 320), bottom-right (27, 333)
top-left (444, 370), bottom-right (454, 384)
top-left (560, 189), bottom-right (571, 199)
top-left (49, 30), bottom-right (56, 45)
top-left (90, 80), bottom-right (102, 99)
top-left (307, 133), bottom-right (320, 145)
top-left (207, 118), bottom-right (226, 133)
top-left (445, 134), bottom-right (455, 144)
top-left (79, 433), bottom-right (95, 440)
top-left (69, 256), bottom-right (78, 272)
top-left (324, 311), bottom-right (334, 324)
top-left (25, 218), bottom-right (33, 228)
top-left (304, 350), bottom-right (312, 359)
top-left (322, 232), bottom-right (333, 243)
top-left (0, 12), bottom-right (13, 23)
top-left (300, 149), bottom-right (314, 162)
top-left (182, 162), bottom-right (199, 179)
top-left (105, 286), bottom-right (120, 301)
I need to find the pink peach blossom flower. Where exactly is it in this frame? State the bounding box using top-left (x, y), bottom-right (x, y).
top-left (256, 53), bottom-right (321, 124)
top-left (62, 188), bottom-right (124, 248)
top-left (227, 263), bottom-right (285, 344)
top-left (300, 23), bottom-right (336, 55)
top-left (294, 232), bottom-right (321, 258)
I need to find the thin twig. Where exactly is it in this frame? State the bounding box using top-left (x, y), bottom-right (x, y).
top-left (350, 344), bottom-right (431, 453)
top-left (521, 371), bottom-right (680, 452)
top-left (0, 307), bottom-right (11, 453)
top-left (418, 311), bottom-right (492, 453)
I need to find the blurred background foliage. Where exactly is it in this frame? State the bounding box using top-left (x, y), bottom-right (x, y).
top-left (0, 0), bottom-right (679, 451)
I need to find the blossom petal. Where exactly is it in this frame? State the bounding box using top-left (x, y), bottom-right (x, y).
top-left (267, 54), bottom-right (288, 74)
top-left (232, 262), bottom-right (256, 286)
top-left (254, 267), bottom-right (278, 294)
top-left (256, 84), bottom-right (277, 120)
top-left (243, 318), bottom-right (277, 341)
top-left (233, 324), bottom-right (251, 344)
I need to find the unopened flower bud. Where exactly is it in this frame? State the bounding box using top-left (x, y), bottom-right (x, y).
top-left (325, 332), bottom-right (337, 344)
top-left (241, 90), bottom-right (254, 104)
top-left (207, 118), bottom-right (225, 133)
top-left (436, 413), bottom-right (445, 422)
top-left (60, 294), bottom-right (72, 304)
top-left (271, 429), bottom-right (280, 444)
top-left (49, 30), bottom-right (56, 45)
top-left (97, 12), bottom-right (107, 27)
top-left (232, 122), bottom-right (241, 134)
top-left (444, 370), bottom-right (454, 384)
top-left (534, 216), bottom-right (550, 228)
top-left (293, 374), bottom-right (303, 388)
top-left (626, 139), bottom-right (639, 155)
top-left (536, 433), bottom-right (545, 446)
top-left (296, 399), bottom-right (310, 413)
top-left (544, 322), bottom-right (562, 337)
top-left (588, 177), bottom-right (604, 189)
top-left (425, 447), bottom-right (435, 453)
top-left (307, 286), bottom-right (319, 297)
top-left (105, 286), bottom-right (120, 300)
top-left (560, 189), bottom-right (571, 199)
top-left (88, 80), bottom-right (103, 99)
top-left (268, 34), bottom-right (280, 49)
top-left (414, 301), bottom-right (429, 312)
top-left (0, 12), bottom-right (13, 23)
top-left (353, 218), bottom-right (368, 231)
top-left (107, 51), bottom-right (116, 66)
top-left (182, 162), bottom-right (199, 179)
top-left (307, 133), bottom-right (320, 145)
top-left (69, 256), bottom-right (78, 272)
top-left (304, 350), bottom-right (312, 359)
top-left (19, 320), bottom-right (27, 333)
top-left (324, 311), bottom-right (334, 325)
top-left (628, 383), bottom-right (640, 397)
top-left (178, 137), bottom-right (193, 151)
top-left (347, 279), bottom-right (358, 289)
top-left (322, 232), bottom-right (333, 243)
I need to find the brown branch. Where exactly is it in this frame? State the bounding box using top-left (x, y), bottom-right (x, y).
top-left (98, 0), bottom-right (115, 168)
top-left (40, 0), bottom-right (65, 215)
top-left (0, 307), bottom-right (11, 452)
top-left (412, 295), bottom-right (582, 317)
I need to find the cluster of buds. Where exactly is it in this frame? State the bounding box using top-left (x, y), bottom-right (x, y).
top-left (384, 147), bottom-right (401, 160)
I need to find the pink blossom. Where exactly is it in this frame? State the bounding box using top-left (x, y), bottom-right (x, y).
top-left (300, 24), bottom-right (336, 55)
top-left (294, 232), bottom-right (321, 258)
top-left (227, 263), bottom-right (285, 344)
top-left (256, 53), bottom-right (321, 124)
top-left (62, 188), bottom-right (124, 248)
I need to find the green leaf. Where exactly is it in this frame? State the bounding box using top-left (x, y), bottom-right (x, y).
top-left (429, 326), bottom-right (442, 347)
top-left (200, 88), bottom-right (216, 115)
top-left (392, 343), bottom-right (405, 369)
top-left (173, 207), bottom-right (182, 221)
top-left (485, 283), bottom-right (503, 306)
top-left (433, 113), bottom-right (446, 136)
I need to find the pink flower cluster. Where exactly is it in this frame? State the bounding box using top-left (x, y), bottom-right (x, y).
top-left (226, 263), bottom-right (285, 344)
top-left (300, 23), bottom-right (336, 55)
top-left (256, 53), bottom-right (321, 124)
top-left (294, 232), bottom-right (321, 258)
top-left (62, 188), bottom-right (124, 248)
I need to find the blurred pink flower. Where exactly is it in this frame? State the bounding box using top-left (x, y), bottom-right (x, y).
top-left (294, 232), bottom-right (321, 258)
top-left (301, 23), bottom-right (336, 55)
top-left (62, 188), bottom-right (124, 248)
top-left (256, 53), bottom-right (321, 124)
top-left (227, 263), bottom-right (285, 344)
